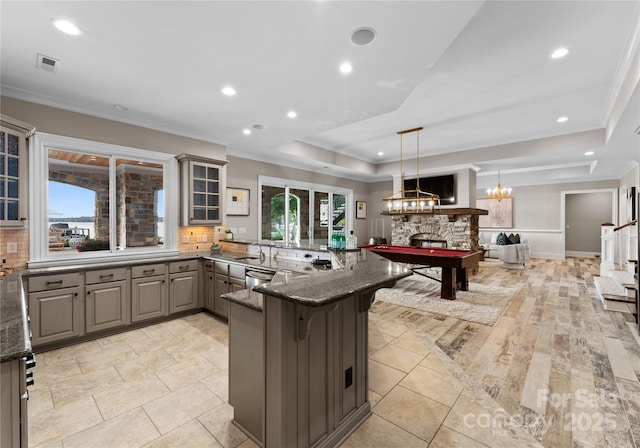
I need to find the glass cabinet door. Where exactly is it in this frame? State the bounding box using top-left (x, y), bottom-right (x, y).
top-left (188, 160), bottom-right (223, 225)
top-left (0, 126), bottom-right (26, 225)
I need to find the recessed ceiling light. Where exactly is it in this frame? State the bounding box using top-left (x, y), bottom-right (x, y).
top-left (584, 151), bottom-right (594, 156)
top-left (221, 86), bottom-right (236, 96)
top-left (551, 47), bottom-right (569, 59)
top-left (377, 151), bottom-right (384, 156)
top-left (52, 19), bottom-right (80, 35)
top-left (351, 27), bottom-right (376, 46)
top-left (287, 110), bottom-right (297, 119)
top-left (252, 124), bottom-right (266, 130)
top-left (113, 104), bottom-right (128, 111)
top-left (339, 62), bottom-right (353, 74)
top-left (557, 116), bottom-right (568, 123)
top-left (242, 128), bottom-right (251, 135)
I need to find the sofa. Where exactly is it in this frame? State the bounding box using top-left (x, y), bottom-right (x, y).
top-left (479, 231), bottom-right (530, 269)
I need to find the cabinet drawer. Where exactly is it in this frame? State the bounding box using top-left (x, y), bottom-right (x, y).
top-left (214, 262), bottom-right (229, 275)
top-left (132, 264), bottom-right (167, 278)
top-left (170, 260), bottom-right (198, 273)
top-left (229, 264), bottom-right (245, 280)
top-left (85, 268), bottom-right (127, 284)
top-left (203, 261), bottom-right (214, 271)
top-left (29, 272), bottom-right (82, 292)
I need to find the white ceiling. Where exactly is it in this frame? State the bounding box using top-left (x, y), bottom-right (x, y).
top-left (1, 1), bottom-right (639, 188)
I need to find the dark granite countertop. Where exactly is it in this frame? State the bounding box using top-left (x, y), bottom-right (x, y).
top-left (223, 250), bottom-right (411, 309)
top-left (1, 269), bottom-right (31, 363)
top-left (222, 288), bottom-right (264, 312)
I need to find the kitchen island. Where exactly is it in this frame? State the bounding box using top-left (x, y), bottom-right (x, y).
top-left (222, 250), bottom-right (411, 448)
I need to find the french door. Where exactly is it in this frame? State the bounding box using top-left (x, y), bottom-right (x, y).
top-left (259, 176), bottom-right (352, 246)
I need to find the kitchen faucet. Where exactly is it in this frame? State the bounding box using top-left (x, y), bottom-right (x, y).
top-left (251, 242), bottom-right (265, 260)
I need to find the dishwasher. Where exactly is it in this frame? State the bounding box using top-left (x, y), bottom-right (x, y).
top-left (245, 269), bottom-right (275, 289)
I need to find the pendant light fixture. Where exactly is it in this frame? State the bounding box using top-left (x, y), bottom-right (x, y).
top-left (382, 127), bottom-right (440, 214)
top-left (486, 170), bottom-right (512, 201)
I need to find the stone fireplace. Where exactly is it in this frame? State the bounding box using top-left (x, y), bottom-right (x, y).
top-left (388, 208), bottom-right (487, 273)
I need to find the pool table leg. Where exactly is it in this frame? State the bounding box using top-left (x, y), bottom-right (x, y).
top-left (456, 267), bottom-right (469, 291)
top-left (441, 268), bottom-right (456, 300)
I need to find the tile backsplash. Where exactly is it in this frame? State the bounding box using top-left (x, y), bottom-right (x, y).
top-left (0, 224), bottom-right (225, 267)
top-left (0, 225), bottom-right (30, 268)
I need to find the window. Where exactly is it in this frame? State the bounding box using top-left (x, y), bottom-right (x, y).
top-left (30, 133), bottom-right (178, 267)
top-left (259, 176), bottom-right (352, 246)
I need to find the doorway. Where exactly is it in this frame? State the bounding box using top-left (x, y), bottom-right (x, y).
top-left (562, 189), bottom-right (616, 258)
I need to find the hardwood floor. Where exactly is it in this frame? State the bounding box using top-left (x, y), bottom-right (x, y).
top-left (369, 257), bottom-right (640, 447)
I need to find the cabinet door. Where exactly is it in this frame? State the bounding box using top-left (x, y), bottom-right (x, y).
top-left (205, 273), bottom-right (215, 312)
top-left (29, 286), bottom-right (81, 346)
top-left (213, 273), bottom-right (230, 319)
top-left (0, 124), bottom-right (28, 226)
top-left (169, 271), bottom-right (199, 313)
top-left (131, 275), bottom-right (167, 322)
top-left (179, 157), bottom-right (226, 226)
top-left (85, 280), bottom-right (128, 333)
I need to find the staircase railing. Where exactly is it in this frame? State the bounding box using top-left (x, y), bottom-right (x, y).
top-left (614, 219), bottom-right (638, 232)
top-left (608, 220), bottom-right (638, 274)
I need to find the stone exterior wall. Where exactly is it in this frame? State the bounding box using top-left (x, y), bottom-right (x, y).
top-left (117, 171), bottom-right (163, 247)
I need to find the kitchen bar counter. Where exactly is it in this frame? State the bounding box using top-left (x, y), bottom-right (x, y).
top-left (222, 250), bottom-right (411, 448)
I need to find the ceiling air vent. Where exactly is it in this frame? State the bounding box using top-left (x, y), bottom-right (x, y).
top-left (36, 53), bottom-right (59, 73)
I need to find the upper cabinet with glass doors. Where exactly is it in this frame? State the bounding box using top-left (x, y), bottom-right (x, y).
top-left (177, 155), bottom-right (227, 226)
top-left (0, 115), bottom-right (35, 227)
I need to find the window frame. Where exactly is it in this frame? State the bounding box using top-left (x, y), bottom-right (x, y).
top-left (29, 132), bottom-right (178, 267)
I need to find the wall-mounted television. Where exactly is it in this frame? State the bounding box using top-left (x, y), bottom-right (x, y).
top-left (403, 174), bottom-right (457, 205)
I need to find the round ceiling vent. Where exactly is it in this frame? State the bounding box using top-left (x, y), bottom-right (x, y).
top-left (351, 27), bottom-right (376, 46)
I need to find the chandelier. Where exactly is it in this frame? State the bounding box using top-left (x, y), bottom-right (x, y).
top-left (382, 127), bottom-right (440, 214)
top-left (486, 170), bottom-right (512, 201)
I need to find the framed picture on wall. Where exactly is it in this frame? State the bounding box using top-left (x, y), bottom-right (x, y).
top-left (226, 187), bottom-right (250, 216)
top-left (356, 201), bottom-right (367, 219)
top-left (477, 198), bottom-right (513, 228)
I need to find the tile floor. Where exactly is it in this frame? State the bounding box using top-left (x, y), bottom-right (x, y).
top-left (28, 258), bottom-right (639, 447)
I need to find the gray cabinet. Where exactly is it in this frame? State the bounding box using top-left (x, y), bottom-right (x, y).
top-left (177, 155), bottom-right (227, 226)
top-left (28, 272), bottom-right (83, 347)
top-left (204, 261), bottom-right (215, 312)
top-left (212, 262), bottom-right (245, 319)
top-left (0, 358), bottom-right (28, 448)
top-left (169, 261), bottom-right (199, 313)
top-left (85, 268), bottom-right (128, 333)
top-left (131, 263), bottom-right (167, 323)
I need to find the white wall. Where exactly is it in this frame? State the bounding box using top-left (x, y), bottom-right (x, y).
top-left (477, 179), bottom-right (619, 259)
top-left (225, 155), bottom-right (371, 243)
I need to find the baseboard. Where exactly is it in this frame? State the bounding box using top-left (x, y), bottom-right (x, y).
top-left (565, 251), bottom-right (600, 258)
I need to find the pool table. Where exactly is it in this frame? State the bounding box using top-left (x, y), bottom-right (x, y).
top-left (360, 244), bottom-right (482, 300)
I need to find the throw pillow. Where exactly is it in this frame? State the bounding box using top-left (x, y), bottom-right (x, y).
top-left (496, 232), bottom-right (508, 245)
top-left (508, 233), bottom-right (520, 244)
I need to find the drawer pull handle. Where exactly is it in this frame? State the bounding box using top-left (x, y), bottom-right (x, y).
top-left (100, 274), bottom-right (114, 280)
top-left (179, 265), bottom-right (189, 270)
top-left (46, 280), bottom-right (63, 286)
top-left (143, 269), bottom-right (155, 275)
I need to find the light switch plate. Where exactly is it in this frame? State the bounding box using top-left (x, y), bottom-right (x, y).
top-left (7, 242), bottom-right (17, 253)
top-left (181, 235), bottom-right (189, 243)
